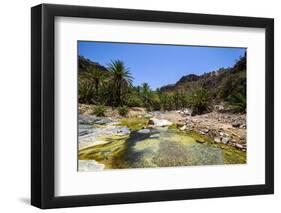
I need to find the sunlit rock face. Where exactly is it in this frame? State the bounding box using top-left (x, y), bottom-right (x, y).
top-left (148, 118), bottom-right (173, 127)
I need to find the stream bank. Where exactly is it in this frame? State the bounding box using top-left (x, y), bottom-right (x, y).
top-left (78, 108), bottom-right (246, 171)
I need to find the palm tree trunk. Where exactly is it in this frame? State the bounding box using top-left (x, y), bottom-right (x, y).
top-left (94, 79), bottom-right (99, 94)
top-left (116, 86), bottom-right (121, 106)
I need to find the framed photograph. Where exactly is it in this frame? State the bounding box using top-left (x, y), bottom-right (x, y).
top-left (31, 4), bottom-right (274, 209)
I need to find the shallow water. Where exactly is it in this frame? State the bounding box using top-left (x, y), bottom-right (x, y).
top-left (79, 125), bottom-right (246, 170)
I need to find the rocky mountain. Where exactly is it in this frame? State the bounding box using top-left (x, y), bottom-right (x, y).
top-left (78, 56), bottom-right (108, 72)
top-left (177, 74), bottom-right (201, 84)
top-left (160, 54), bottom-right (246, 101)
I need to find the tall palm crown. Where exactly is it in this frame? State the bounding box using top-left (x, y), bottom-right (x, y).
top-left (107, 60), bottom-right (133, 106)
top-left (85, 66), bottom-right (107, 94)
top-left (142, 83), bottom-right (150, 93)
top-left (141, 82), bottom-right (155, 108)
top-left (78, 66), bottom-right (107, 104)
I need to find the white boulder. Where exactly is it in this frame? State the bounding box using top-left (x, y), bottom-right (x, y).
top-left (148, 118), bottom-right (173, 127)
top-left (137, 129), bottom-right (151, 134)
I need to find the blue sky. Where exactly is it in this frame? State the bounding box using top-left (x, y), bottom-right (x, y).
top-left (78, 41), bottom-right (246, 90)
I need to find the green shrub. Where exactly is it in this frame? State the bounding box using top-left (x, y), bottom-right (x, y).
top-left (218, 71), bottom-right (246, 100)
top-left (118, 106), bottom-right (129, 117)
top-left (226, 93), bottom-right (246, 113)
top-left (126, 95), bottom-right (143, 107)
top-left (150, 94), bottom-right (161, 111)
top-left (172, 91), bottom-right (187, 109)
top-left (159, 93), bottom-right (174, 111)
top-left (187, 88), bottom-right (212, 115)
top-left (78, 80), bottom-right (95, 104)
top-left (94, 104), bottom-right (106, 116)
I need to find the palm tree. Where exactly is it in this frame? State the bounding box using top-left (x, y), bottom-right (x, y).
top-left (107, 60), bottom-right (133, 106)
top-left (79, 66), bottom-right (108, 103)
top-left (142, 83), bottom-right (150, 93)
top-left (84, 66), bottom-right (106, 95)
top-left (78, 80), bottom-right (95, 104)
top-left (187, 88), bottom-right (211, 115)
top-left (141, 83), bottom-right (152, 108)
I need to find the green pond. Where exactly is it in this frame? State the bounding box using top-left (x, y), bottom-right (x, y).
top-left (79, 120), bottom-right (246, 170)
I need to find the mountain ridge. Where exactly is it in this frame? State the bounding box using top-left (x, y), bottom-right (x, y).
top-left (78, 55), bottom-right (108, 72)
top-left (159, 54), bottom-right (246, 101)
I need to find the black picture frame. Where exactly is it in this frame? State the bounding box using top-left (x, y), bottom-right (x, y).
top-left (31, 3), bottom-right (274, 209)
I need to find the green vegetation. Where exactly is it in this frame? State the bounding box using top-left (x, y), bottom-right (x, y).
top-left (79, 134), bottom-right (129, 169)
top-left (94, 104), bottom-right (106, 116)
top-left (226, 92), bottom-right (246, 113)
top-left (79, 54), bottom-right (246, 116)
top-left (78, 80), bottom-right (95, 104)
top-left (222, 145), bottom-right (247, 164)
top-left (120, 117), bottom-right (148, 131)
top-left (107, 60), bottom-right (134, 106)
top-left (118, 106), bottom-right (129, 117)
top-left (185, 130), bottom-right (214, 144)
top-left (187, 88), bottom-right (212, 115)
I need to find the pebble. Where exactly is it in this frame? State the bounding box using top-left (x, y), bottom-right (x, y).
top-left (214, 137), bottom-right (221, 143)
top-left (222, 137), bottom-right (230, 144)
top-left (179, 125), bottom-right (187, 131)
top-left (235, 143), bottom-right (244, 149)
top-left (232, 123), bottom-right (241, 128)
top-left (240, 124), bottom-right (246, 129)
top-left (176, 122), bottom-right (185, 127)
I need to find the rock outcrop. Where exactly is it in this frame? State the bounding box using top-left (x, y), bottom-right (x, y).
top-left (148, 118), bottom-right (173, 127)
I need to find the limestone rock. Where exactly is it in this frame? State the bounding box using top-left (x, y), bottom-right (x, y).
top-left (222, 137), bottom-right (230, 144)
top-left (214, 137), bottom-right (221, 143)
top-left (94, 117), bottom-right (112, 125)
top-left (137, 129), bottom-right (151, 134)
top-left (235, 143), bottom-right (244, 149)
top-left (148, 118), bottom-right (173, 127)
top-left (179, 125), bottom-right (187, 131)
